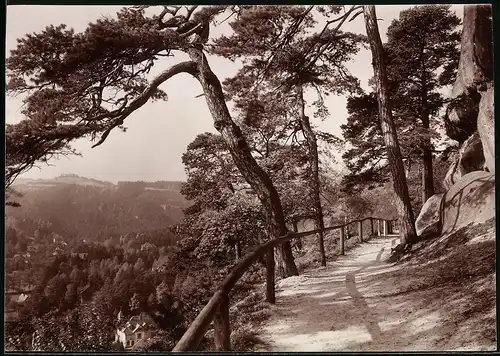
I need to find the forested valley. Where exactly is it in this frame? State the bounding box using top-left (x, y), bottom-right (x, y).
top-left (4, 4), bottom-right (494, 352)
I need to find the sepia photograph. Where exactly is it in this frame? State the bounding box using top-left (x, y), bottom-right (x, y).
top-left (4, 4), bottom-right (495, 352)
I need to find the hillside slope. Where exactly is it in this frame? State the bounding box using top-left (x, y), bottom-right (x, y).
top-left (8, 175), bottom-right (190, 240)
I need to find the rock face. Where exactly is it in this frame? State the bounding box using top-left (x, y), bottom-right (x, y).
top-left (443, 154), bottom-right (460, 191)
top-left (444, 89), bottom-right (481, 144)
top-left (451, 5), bottom-right (493, 97)
top-left (443, 132), bottom-right (485, 190)
top-left (457, 132), bottom-right (486, 174)
top-left (441, 171), bottom-right (495, 235)
top-left (415, 193), bottom-right (443, 237)
top-left (477, 84), bottom-right (494, 174)
top-left (444, 5), bottom-right (493, 144)
top-left (430, 6), bottom-right (495, 244)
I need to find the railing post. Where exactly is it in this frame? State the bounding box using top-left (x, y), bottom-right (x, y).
top-left (370, 218), bottom-right (374, 236)
top-left (266, 250), bottom-right (275, 304)
top-left (358, 221), bottom-right (363, 243)
top-left (214, 293), bottom-right (230, 351)
top-left (339, 226), bottom-right (345, 255)
top-left (235, 240), bottom-right (241, 260)
top-left (292, 220), bottom-right (302, 250)
top-left (383, 220), bottom-right (388, 236)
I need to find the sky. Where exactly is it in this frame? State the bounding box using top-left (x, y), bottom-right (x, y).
top-left (5, 5), bottom-right (464, 183)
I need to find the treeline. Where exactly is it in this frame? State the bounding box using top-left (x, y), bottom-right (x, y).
top-left (5, 179), bottom-right (188, 295)
top-left (5, 230), bottom-right (263, 351)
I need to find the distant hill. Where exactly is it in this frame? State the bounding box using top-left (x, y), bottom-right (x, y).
top-left (6, 174), bottom-right (190, 244)
top-left (13, 174), bottom-right (115, 189)
top-left (14, 175), bottom-right (186, 193)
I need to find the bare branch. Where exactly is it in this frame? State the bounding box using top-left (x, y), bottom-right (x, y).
top-left (185, 5), bottom-right (198, 20)
top-left (215, 7), bottom-right (239, 26)
top-left (349, 9), bottom-right (364, 22)
top-left (179, 23), bottom-right (203, 38)
top-left (91, 61), bottom-right (198, 148)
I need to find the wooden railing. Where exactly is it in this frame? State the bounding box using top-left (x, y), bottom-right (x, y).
top-left (172, 216), bottom-right (398, 352)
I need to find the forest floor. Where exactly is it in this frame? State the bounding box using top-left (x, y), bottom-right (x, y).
top-left (252, 224), bottom-right (496, 352)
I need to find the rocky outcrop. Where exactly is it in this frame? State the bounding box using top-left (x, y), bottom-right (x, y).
top-left (444, 89), bottom-right (481, 144)
top-left (457, 132), bottom-right (486, 174)
top-left (443, 132), bottom-right (485, 190)
top-left (440, 171), bottom-right (495, 236)
top-left (444, 5), bottom-right (492, 144)
top-left (477, 84), bottom-right (494, 174)
top-left (421, 5), bottom-right (495, 248)
top-left (443, 154), bottom-right (460, 191)
top-left (451, 5), bottom-right (492, 96)
top-left (415, 193), bottom-right (443, 238)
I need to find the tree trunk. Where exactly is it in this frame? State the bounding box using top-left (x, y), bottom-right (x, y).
top-left (265, 250), bottom-right (275, 304)
top-left (363, 6), bottom-right (417, 246)
top-left (298, 85), bottom-right (326, 267)
top-left (421, 147), bottom-right (434, 204)
top-left (188, 48), bottom-right (298, 277)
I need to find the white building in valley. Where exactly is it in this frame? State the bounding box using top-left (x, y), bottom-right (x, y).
top-left (115, 312), bottom-right (157, 349)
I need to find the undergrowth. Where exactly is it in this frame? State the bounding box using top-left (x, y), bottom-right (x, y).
top-left (371, 218), bottom-right (496, 349)
top-left (200, 263), bottom-right (271, 351)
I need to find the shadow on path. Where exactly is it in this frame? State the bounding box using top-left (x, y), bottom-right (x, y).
top-left (344, 246), bottom-right (385, 343)
top-left (254, 235), bottom-right (496, 352)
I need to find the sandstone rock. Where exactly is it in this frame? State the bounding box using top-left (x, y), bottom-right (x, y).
top-left (444, 5), bottom-right (493, 144)
top-left (477, 84), bottom-right (494, 174)
top-left (451, 5), bottom-right (493, 98)
top-left (415, 193), bottom-right (443, 237)
top-left (458, 132), bottom-right (485, 175)
top-left (444, 89), bottom-right (481, 144)
top-left (443, 153), bottom-right (460, 191)
top-left (443, 133), bottom-right (485, 190)
top-left (441, 171), bottom-right (495, 235)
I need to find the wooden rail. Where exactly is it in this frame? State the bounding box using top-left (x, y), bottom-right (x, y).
top-left (5, 289), bottom-right (35, 296)
top-left (172, 216), bottom-right (398, 351)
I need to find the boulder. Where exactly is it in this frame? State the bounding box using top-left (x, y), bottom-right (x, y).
top-left (415, 193), bottom-right (443, 237)
top-left (441, 171), bottom-right (495, 236)
top-left (443, 133), bottom-right (485, 190)
top-left (477, 84), bottom-right (494, 173)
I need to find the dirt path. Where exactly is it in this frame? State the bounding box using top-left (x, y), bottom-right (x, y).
top-left (254, 237), bottom-right (495, 352)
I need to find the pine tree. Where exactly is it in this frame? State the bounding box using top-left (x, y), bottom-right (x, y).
top-left (363, 5), bottom-right (417, 250)
top-left (342, 5), bottom-right (460, 204)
